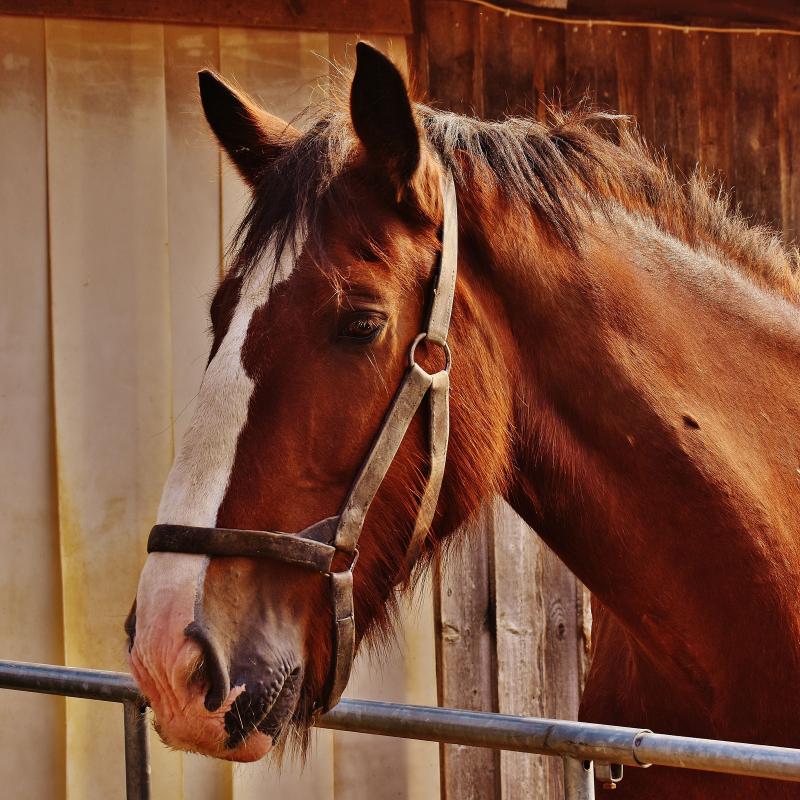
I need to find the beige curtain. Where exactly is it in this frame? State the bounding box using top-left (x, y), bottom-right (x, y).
top-left (0, 16), bottom-right (439, 800)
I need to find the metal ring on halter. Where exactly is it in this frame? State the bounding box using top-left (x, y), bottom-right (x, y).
top-left (326, 548), bottom-right (359, 578)
top-left (408, 332), bottom-right (452, 373)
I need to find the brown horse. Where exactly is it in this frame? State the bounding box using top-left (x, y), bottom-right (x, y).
top-left (127, 42), bottom-right (800, 798)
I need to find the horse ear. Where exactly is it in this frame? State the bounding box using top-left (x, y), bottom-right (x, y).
top-left (350, 42), bottom-right (422, 198)
top-left (198, 70), bottom-right (300, 187)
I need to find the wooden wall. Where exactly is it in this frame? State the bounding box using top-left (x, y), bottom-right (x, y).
top-left (410, 3), bottom-right (800, 798)
top-left (0, 17), bottom-right (438, 800)
top-left (412, 1), bottom-right (800, 237)
top-left (2, 4), bottom-right (800, 800)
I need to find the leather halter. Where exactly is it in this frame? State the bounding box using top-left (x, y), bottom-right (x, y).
top-left (147, 172), bottom-right (458, 713)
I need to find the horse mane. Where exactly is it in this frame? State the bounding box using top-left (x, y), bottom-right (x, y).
top-left (229, 93), bottom-right (800, 305)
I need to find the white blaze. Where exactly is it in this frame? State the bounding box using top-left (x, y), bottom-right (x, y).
top-left (158, 234), bottom-right (302, 528)
top-left (131, 231), bottom-right (305, 742)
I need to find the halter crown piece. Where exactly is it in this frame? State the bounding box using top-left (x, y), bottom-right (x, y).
top-left (148, 172), bottom-right (458, 712)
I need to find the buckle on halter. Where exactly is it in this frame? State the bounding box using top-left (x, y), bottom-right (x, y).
top-left (408, 332), bottom-right (452, 373)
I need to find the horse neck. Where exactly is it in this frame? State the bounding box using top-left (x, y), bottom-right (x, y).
top-left (476, 202), bottom-right (800, 733)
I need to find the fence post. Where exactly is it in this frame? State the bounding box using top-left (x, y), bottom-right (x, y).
top-left (123, 700), bottom-right (151, 800)
top-left (562, 758), bottom-right (595, 800)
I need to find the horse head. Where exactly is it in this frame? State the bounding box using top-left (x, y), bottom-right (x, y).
top-left (126, 42), bottom-right (513, 761)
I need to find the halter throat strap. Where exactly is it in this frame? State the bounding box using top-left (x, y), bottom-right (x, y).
top-left (147, 171), bottom-right (458, 713)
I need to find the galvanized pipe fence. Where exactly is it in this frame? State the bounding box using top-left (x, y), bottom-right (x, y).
top-left (3, 660), bottom-right (800, 799)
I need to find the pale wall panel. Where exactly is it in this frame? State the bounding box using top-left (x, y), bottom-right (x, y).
top-left (399, 582), bottom-right (441, 800)
top-left (45, 18), bottom-right (180, 799)
top-left (164, 24), bottom-right (221, 449)
top-left (164, 23), bottom-right (232, 799)
top-left (0, 20), bottom-right (442, 800)
top-left (218, 28), bottom-right (336, 800)
top-left (0, 15), bottom-right (66, 800)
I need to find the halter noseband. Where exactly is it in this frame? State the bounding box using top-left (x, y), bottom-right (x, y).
top-left (147, 172), bottom-right (458, 713)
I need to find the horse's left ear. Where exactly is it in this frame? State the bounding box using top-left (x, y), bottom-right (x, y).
top-left (350, 42), bottom-right (422, 200)
top-left (199, 69), bottom-right (300, 187)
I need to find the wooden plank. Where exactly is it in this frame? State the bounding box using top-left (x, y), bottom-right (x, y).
top-left (351, 479), bottom-right (442, 778)
top-left (615, 27), bottom-right (655, 141)
top-left (540, 543), bottom-right (582, 797)
top-left (563, 23), bottom-right (595, 106)
top-left (568, 0), bottom-right (800, 28)
top-left (565, 22), bottom-right (620, 141)
top-left (731, 32), bottom-right (783, 229)
top-left (492, 499), bottom-right (585, 800)
top-left (164, 25), bottom-right (222, 454)
top-left (163, 24), bottom-right (233, 800)
top-left (424, 0), bottom-right (481, 115)
top-left (531, 21), bottom-right (566, 121)
top-left (590, 25), bottom-right (620, 114)
top-left (6, 0), bottom-right (800, 32)
top-left (218, 28), bottom-right (336, 800)
top-left (576, 581), bottom-right (593, 690)
top-left (331, 610), bottom-right (412, 800)
top-left (435, 510), bottom-right (499, 800)
top-left (592, 28), bottom-right (621, 132)
top-left (0, 15), bottom-right (65, 800)
top-left (45, 18), bottom-right (179, 799)
top-left (695, 32), bottom-right (734, 186)
top-left (401, 582), bottom-right (443, 800)
top-left (492, 500), bottom-right (548, 800)
top-left (0, 0), bottom-right (413, 34)
top-left (481, 8), bottom-right (536, 119)
top-left (563, 23), bottom-right (617, 108)
top-left (670, 30), bottom-right (702, 176)
top-left (778, 36), bottom-right (800, 244)
top-left (647, 27), bottom-right (679, 164)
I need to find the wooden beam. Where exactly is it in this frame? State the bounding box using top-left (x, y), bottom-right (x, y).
top-left (567, 0), bottom-right (799, 29)
top-left (515, 0), bottom-right (566, 9)
top-left (0, 0), bottom-right (413, 35)
top-left (456, 0), bottom-right (798, 32)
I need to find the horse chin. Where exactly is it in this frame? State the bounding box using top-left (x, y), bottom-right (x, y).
top-left (217, 731), bottom-right (273, 762)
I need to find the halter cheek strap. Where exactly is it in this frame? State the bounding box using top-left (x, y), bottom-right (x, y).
top-left (147, 171), bottom-right (458, 713)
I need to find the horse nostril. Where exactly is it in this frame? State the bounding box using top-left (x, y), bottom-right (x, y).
top-left (184, 621), bottom-right (230, 712)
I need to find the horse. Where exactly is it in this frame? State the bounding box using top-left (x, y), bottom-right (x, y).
top-left (126, 42), bottom-right (800, 798)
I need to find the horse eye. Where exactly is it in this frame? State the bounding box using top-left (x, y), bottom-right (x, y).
top-left (339, 313), bottom-right (385, 342)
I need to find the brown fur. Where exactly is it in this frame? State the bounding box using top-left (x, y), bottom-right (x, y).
top-left (134, 51), bottom-right (800, 795)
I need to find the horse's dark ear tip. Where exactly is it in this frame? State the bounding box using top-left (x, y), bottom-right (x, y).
top-left (355, 40), bottom-right (391, 69)
top-left (355, 41), bottom-right (376, 59)
top-left (198, 69), bottom-right (219, 92)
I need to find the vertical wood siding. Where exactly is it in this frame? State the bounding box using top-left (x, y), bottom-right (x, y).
top-left (45, 19), bottom-right (178, 800)
top-left (0, 16), bottom-right (65, 800)
top-left (414, 3), bottom-right (800, 798)
top-left (2, 7), bottom-right (800, 800)
top-left (0, 16), bottom-right (436, 800)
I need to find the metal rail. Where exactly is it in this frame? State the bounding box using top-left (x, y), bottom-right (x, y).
top-left (3, 660), bottom-right (800, 799)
